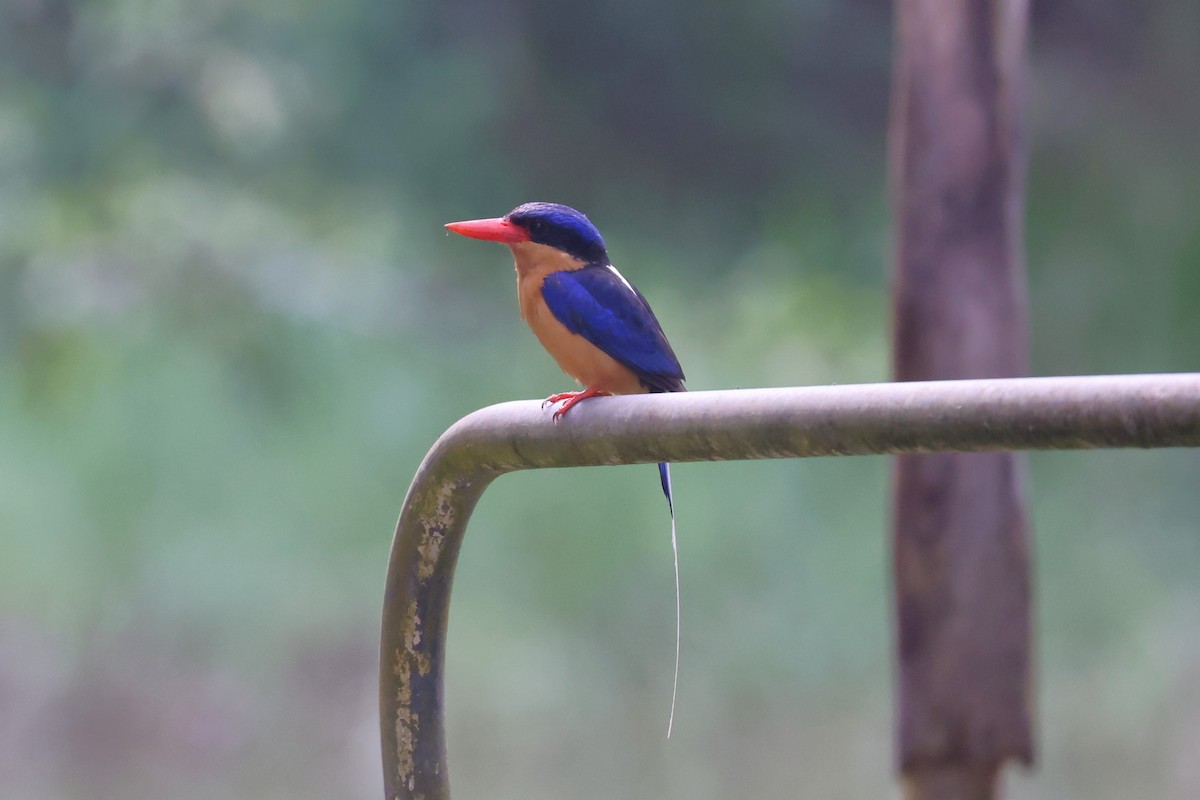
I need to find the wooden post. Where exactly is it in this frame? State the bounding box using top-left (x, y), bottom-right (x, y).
top-left (888, 1), bottom-right (1034, 798)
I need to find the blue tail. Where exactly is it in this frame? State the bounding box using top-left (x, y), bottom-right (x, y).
top-left (649, 385), bottom-right (682, 516)
top-left (658, 462), bottom-right (674, 515)
top-left (659, 458), bottom-right (681, 737)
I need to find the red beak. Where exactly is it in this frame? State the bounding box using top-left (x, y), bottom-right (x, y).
top-left (444, 217), bottom-right (530, 243)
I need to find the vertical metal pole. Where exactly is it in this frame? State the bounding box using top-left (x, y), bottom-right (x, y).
top-left (889, 1), bottom-right (1034, 797)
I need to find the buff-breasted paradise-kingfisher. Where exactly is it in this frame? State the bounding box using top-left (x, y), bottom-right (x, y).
top-left (445, 202), bottom-right (687, 735)
top-left (444, 202), bottom-right (686, 512)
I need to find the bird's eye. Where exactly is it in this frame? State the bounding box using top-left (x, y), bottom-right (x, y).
top-left (530, 220), bottom-right (544, 234)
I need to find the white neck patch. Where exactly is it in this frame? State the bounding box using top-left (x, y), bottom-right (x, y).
top-left (606, 263), bottom-right (636, 295)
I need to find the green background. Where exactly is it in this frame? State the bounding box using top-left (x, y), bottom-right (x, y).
top-left (1, 2), bottom-right (1198, 798)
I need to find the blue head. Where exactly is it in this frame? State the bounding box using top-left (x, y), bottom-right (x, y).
top-left (445, 202), bottom-right (609, 265)
top-left (507, 203), bottom-right (609, 265)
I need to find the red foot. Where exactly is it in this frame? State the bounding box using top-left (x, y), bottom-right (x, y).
top-left (545, 386), bottom-right (609, 422)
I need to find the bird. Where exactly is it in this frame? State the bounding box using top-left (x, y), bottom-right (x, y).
top-left (443, 202), bottom-right (686, 510)
top-left (445, 202), bottom-right (687, 736)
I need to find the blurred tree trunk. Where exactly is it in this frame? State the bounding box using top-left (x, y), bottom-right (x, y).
top-left (888, 1), bottom-right (1034, 799)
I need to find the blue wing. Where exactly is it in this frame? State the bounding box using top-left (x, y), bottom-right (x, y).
top-left (541, 264), bottom-right (685, 393)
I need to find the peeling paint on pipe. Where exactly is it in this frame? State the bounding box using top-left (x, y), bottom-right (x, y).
top-left (380, 374), bottom-right (1200, 799)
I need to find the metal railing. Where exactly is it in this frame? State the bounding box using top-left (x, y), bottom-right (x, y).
top-left (379, 373), bottom-right (1200, 799)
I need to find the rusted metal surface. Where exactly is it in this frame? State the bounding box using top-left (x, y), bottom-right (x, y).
top-left (380, 374), bottom-right (1200, 800)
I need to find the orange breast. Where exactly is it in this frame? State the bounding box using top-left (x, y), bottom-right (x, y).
top-left (510, 242), bottom-right (646, 396)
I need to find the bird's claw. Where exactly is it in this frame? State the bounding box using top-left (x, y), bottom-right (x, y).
top-left (542, 390), bottom-right (581, 418)
top-left (543, 387), bottom-right (607, 423)
top-left (547, 398), bottom-right (572, 424)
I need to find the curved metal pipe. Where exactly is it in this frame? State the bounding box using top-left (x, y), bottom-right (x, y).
top-left (380, 374), bottom-right (1200, 799)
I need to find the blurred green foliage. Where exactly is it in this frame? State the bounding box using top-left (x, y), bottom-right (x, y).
top-left (0, 1), bottom-right (1198, 798)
